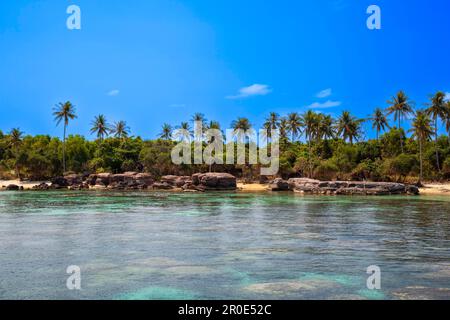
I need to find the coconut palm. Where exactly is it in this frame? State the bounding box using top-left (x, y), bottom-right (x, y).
top-left (90, 115), bottom-right (110, 140)
top-left (8, 128), bottom-right (24, 179)
top-left (279, 117), bottom-right (289, 143)
top-left (159, 123), bottom-right (173, 140)
top-left (371, 107), bottom-right (390, 141)
top-left (191, 113), bottom-right (207, 130)
top-left (111, 120), bottom-right (130, 139)
top-left (446, 101), bottom-right (450, 143)
top-left (409, 110), bottom-right (433, 183)
top-left (231, 117), bottom-right (252, 132)
top-left (386, 91), bottom-right (414, 151)
top-left (173, 122), bottom-right (191, 142)
top-left (287, 112), bottom-right (302, 142)
top-left (425, 91), bottom-right (447, 171)
top-left (336, 111), bottom-right (362, 145)
top-left (264, 112), bottom-right (280, 130)
top-left (301, 110), bottom-right (319, 177)
top-left (318, 114), bottom-right (335, 141)
top-left (53, 101), bottom-right (77, 173)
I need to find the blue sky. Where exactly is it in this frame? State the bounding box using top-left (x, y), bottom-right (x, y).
top-left (1, 0), bottom-right (449, 139)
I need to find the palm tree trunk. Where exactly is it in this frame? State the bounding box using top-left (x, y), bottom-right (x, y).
top-left (435, 118), bottom-right (440, 172)
top-left (399, 115), bottom-right (404, 153)
top-left (308, 138), bottom-right (312, 178)
top-left (419, 139), bottom-right (423, 183)
top-left (63, 124), bottom-right (66, 174)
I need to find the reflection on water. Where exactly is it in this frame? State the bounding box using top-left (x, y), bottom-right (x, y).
top-left (0, 191), bottom-right (449, 300)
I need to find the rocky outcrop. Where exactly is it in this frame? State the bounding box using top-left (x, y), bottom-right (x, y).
top-left (287, 178), bottom-right (419, 195)
top-left (108, 172), bottom-right (154, 190)
top-left (188, 173), bottom-right (237, 191)
top-left (268, 178), bottom-right (290, 191)
top-left (5, 184), bottom-right (22, 191)
top-left (161, 175), bottom-right (191, 188)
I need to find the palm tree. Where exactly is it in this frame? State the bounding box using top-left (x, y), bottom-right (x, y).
top-left (8, 128), bottom-right (24, 179)
top-left (90, 115), bottom-right (110, 140)
top-left (111, 120), bottom-right (130, 139)
top-left (264, 112), bottom-right (280, 129)
top-left (279, 117), bottom-right (289, 143)
top-left (409, 110), bottom-right (433, 183)
top-left (386, 91), bottom-right (414, 151)
top-left (231, 117), bottom-right (252, 132)
top-left (301, 110), bottom-right (319, 177)
top-left (425, 91), bottom-right (447, 171)
top-left (318, 114), bottom-right (335, 141)
top-left (173, 122), bottom-right (191, 142)
top-left (336, 111), bottom-right (362, 144)
top-left (371, 107), bottom-right (390, 141)
top-left (446, 101), bottom-right (450, 143)
top-left (287, 112), bottom-right (302, 142)
top-left (53, 101), bottom-right (77, 173)
top-left (159, 123), bottom-right (173, 140)
top-left (191, 113), bottom-right (207, 129)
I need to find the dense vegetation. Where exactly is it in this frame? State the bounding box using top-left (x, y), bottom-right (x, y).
top-left (1, 91), bottom-right (450, 183)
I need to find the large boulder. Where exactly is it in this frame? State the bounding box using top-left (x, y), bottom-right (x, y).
top-left (5, 184), bottom-right (20, 191)
top-left (95, 173), bottom-right (112, 188)
top-left (161, 175), bottom-right (191, 188)
top-left (64, 174), bottom-right (83, 186)
top-left (287, 178), bottom-right (419, 196)
top-left (51, 176), bottom-right (69, 187)
top-left (191, 173), bottom-right (237, 191)
top-left (108, 172), bottom-right (154, 190)
top-left (268, 178), bottom-right (290, 191)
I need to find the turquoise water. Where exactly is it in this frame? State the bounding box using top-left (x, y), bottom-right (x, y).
top-left (0, 191), bottom-right (449, 300)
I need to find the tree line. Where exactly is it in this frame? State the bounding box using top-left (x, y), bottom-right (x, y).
top-left (1, 91), bottom-right (450, 183)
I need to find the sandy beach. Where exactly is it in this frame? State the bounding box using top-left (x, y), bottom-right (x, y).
top-left (2, 180), bottom-right (450, 195)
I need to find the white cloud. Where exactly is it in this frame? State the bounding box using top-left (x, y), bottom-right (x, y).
top-left (307, 100), bottom-right (342, 109)
top-left (445, 92), bottom-right (450, 101)
top-left (227, 84), bottom-right (271, 99)
top-left (316, 88), bottom-right (332, 98)
top-left (107, 89), bottom-right (120, 96)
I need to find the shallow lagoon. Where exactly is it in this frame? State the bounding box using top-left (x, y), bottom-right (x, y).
top-left (0, 191), bottom-right (449, 300)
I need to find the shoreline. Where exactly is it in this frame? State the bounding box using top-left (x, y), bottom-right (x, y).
top-left (2, 179), bottom-right (450, 195)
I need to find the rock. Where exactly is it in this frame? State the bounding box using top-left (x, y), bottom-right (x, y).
top-left (51, 176), bottom-right (68, 187)
top-left (191, 173), bottom-right (237, 191)
top-left (107, 172), bottom-right (154, 190)
top-left (33, 183), bottom-right (50, 190)
top-left (152, 182), bottom-right (174, 190)
top-left (161, 175), bottom-right (191, 188)
top-left (268, 178), bottom-right (290, 191)
top-left (64, 174), bottom-right (83, 186)
top-left (95, 173), bottom-right (112, 187)
top-left (6, 184), bottom-right (20, 191)
top-left (287, 178), bottom-right (420, 196)
top-left (86, 174), bottom-right (97, 186)
top-left (406, 185), bottom-right (420, 195)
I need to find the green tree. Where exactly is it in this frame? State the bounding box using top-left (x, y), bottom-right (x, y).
top-left (53, 101), bottom-right (77, 173)
top-left (159, 123), bottom-right (173, 140)
top-left (425, 91), bottom-right (447, 171)
top-left (371, 107), bottom-right (389, 141)
top-left (336, 111), bottom-right (362, 145)
top-left (386, 91), bottom-right (414, 152)
top-left (409, 110), bottom-right (434, 182)
top-left (287, 112), bottom-right (302, 142)
top-left (8, 128), bottom-right (24, 178)
top-left (111, 120), bottom-right (130, 139)
top-left (90, 115), bottom-right (110, 140)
